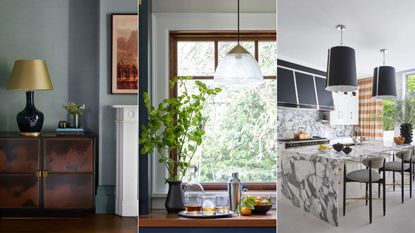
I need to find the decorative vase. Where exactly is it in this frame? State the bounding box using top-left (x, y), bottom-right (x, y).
top-left (165, 181), bottom-right (185, 213)
top-left (400, 123), bottom-right (413, 144)
top-left (67, 113), bottom-right (81, 128)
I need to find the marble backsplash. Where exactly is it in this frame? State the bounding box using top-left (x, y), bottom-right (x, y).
top-left (277, 107), bottom-right (353, 140)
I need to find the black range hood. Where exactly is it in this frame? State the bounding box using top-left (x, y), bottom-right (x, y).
top-left (277, 59), bottom-right (334, 110)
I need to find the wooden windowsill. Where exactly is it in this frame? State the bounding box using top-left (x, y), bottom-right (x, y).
top-left (139, 210), bottom-right (277, 228)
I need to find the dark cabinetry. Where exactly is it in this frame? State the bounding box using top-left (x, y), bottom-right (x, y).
top-left (295, 72), bottom-right (317, 108)
top-left (277, 59), bottom-right (334, 110)
top-left (0, 133), bottom-right (95, 216)
top-left (277, 67), bottom-right (297, 107)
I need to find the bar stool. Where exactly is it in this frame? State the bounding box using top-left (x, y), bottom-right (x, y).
top-left (382, 149), bottom-right (412, 203)
top-left (343, 157), bottom-right (385, 224)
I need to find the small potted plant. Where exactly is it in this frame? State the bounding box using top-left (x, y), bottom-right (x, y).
top-left (63, 102), bottom-right (85, 128)
top-left (396, 96), bottom-right (415, 144)
top-left (140, 76), bottom-right (221, 213)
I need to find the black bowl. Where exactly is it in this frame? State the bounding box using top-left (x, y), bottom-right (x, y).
top-left (251, 205), bottom-right (272, 215)
top-left (343, 146), bottom-right (352, 154)
top-left (332, 143), bottom-right (344, 152)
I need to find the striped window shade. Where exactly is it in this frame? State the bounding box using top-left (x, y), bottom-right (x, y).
top-left (358, 78), bottom-right (384, 140)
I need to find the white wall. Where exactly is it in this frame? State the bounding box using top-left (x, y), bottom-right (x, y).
top-left (151, 12), bottom-right (276, 206)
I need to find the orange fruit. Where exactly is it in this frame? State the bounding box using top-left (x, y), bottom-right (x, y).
top-left (241, 207), bottom-right (252, 216)
top-left (255, 199), bottom-right (262, 206)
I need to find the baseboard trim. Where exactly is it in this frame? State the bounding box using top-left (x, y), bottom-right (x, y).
top-left (95, 185), bottom-right (115, 213)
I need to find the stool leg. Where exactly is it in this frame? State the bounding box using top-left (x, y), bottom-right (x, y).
top-left (393, 171), bottom-right (396, 191)
top-left (369, 182), bottom-right (372, 224)
top-left (383, 180), bottom-right (386, 216)
top-left (365, 183), bottom-right (368, 205)
top-left (343, 179), bottom-right (346, 216)
top-left (411, 165), bottom-right (413, 199)
top-left (378, 182), bottom-right (381, 198)
top-left (402, 170), bottom-right (405, 203)
top-left (382, 160), bottom-right (386, 216)
top-left (412, 163), bottom-right (415, 181)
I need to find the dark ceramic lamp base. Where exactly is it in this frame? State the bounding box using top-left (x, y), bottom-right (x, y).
top-left (17, 91), bottom-right (44, 137)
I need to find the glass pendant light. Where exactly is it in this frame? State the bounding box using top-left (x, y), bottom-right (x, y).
top-left (214, 0), bottom-right (263, 87)
top-left (372, 49), bottom-right (397, 99)
top-left (326, 25), bottom-right (358, 92)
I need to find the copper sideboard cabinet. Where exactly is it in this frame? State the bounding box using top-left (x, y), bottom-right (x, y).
top-left (0, 132), bottom-right (96, 217)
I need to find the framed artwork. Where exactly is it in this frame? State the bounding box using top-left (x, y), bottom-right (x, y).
top-left (112, 14), bottom-right (138, 94)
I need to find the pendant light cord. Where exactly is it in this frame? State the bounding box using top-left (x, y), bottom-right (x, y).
top-left (337, 25), bottom-right (346, 46)
top-left (380, 49), bottom-right (387, 65)
top-left (237, 0), bottom-right (240, 44)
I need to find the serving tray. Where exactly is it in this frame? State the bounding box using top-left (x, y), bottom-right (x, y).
top-left (178, 211), bottom-right (234, 218)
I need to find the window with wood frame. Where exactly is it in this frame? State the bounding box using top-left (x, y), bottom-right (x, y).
top-left (170, 31), bottom-right (277, 190)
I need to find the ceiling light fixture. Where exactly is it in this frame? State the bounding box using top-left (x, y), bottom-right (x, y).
top-left (214, 0), bottom-right (263, 87)
top-left (326, 25), bottom-right (358, 92)
top-left (372, 49), bottom-right (397, 99)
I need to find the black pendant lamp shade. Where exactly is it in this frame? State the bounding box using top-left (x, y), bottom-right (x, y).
top-left (372, 49), bottom-right (397, 99)
top-left (372, 66), bottom-right (397, 99)
top-left (326, 25), bottom-right (358, 93)
top-left (326, 46), bottom-right (358, 92)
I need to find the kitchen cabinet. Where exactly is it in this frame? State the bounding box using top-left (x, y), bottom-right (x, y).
top-left (315, 77), bottom-right (334, 110)
top-left (330, 92), bottom-right (359, 125)
top-left (277, 67), bottom-right (297, 107)
top-left (295, 72), bottom-right (318, 108)
top-left (277, 59), bottom-right (334, 110)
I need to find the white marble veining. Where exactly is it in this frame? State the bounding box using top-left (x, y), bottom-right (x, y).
top-left (277, 107), bottom-right (353, 139)
top-left (279, 141), bottom-right (414, 226)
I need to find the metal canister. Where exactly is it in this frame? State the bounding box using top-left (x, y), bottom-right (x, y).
top-left (227, 172), bottom-right (242, 212)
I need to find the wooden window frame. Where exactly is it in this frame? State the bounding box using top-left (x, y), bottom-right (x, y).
top-left (169, 30), bottom-right (277, 191)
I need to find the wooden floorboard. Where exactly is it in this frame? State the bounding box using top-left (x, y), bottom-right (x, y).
top-left (0, 214), bottom-right (136, 233)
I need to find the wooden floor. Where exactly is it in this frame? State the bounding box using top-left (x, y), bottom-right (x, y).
top-left (0, 214), bottom-right (136, 233)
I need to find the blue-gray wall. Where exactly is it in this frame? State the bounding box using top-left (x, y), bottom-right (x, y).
top-left (0, 0), bottom-right (71, 132)
top-left (0, 0), bottom-right (137, 213)
top-left (96, 0), bottom-right (137, 213)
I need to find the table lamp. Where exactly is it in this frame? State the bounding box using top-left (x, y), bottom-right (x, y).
top-left (7, 59), bottom-right (53, 136)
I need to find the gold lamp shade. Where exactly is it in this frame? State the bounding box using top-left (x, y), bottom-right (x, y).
top-left (7, 59), bottom-right (53, 91)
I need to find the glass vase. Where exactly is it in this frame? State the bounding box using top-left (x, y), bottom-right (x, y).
top-left (67, 113), bottom-right (80, 128)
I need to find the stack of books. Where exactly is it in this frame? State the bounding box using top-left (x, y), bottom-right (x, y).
top-left (56, 128), bottom-right (84, 135)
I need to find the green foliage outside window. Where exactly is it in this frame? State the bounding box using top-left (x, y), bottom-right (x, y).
top-left (407, 74), bottom-right (415, 92)
top-left (384, 74), bottom-right (415, 130)
top-left (180, 81), bottom-right (278, 183)
top-left (383, 99), bottom-right (396, 130)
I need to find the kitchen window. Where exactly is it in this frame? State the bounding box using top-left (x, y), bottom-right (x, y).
top-left (383, 72), bottom-right (415, 142)
top-left (170, 31), bottom-right (277, 190)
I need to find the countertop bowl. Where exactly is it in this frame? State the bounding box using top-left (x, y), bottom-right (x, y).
top-left (252, 205), bottom-right (272, 215)
top-left (343, 146), bottom-right (352, 154)
top-left (332, 143), bottom-right (344, 152)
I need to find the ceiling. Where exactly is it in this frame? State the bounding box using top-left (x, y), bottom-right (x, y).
top-left (278, 0), bottom-right (415, 78)
top-left (152, 0), bottom-right (276, 13)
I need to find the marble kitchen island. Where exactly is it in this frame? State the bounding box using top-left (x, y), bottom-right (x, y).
top-left (279, 141), bottom-right (413, 226)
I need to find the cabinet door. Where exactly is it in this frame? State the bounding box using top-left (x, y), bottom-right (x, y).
top-left (277, 67), bottom-right (298, 106)
top-left (0, 174), bottom-right (39, 208)
top-left (43, 138), bottom-right (94, 209)
top-left (0, 139), bottom-right (40, 208)
top-left (44, 174), bottom-right (93, 208)
top-left (330, 92), bottom-right (344, 125)
top-left (0, 139), bottom-right (39, 173)
top-left (350, 92), bottom-right (359, 125)
top-left (44, 138), bottom-right (93, 172)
